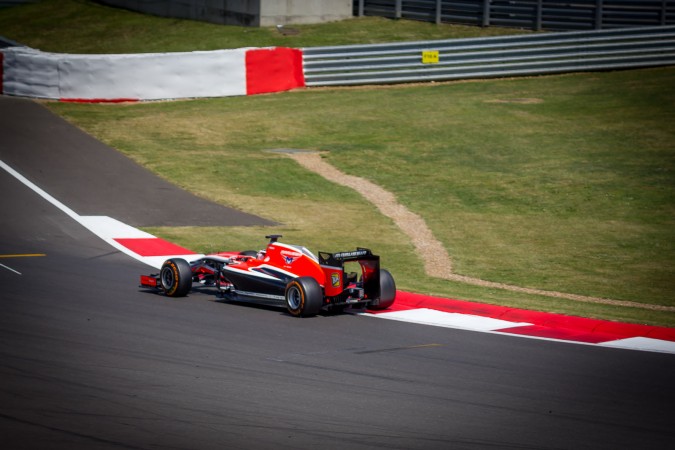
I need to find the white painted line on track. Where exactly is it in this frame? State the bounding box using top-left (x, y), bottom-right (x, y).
top-left (2, 159), bottom-right (172, 268)
top-left (1, 159), bottom-right (80, 222)
top-left (78, 216), bottom-right (154, 240)
top-left (370, 308), bottom-right (532, 331)
top-left (0, 263), bottom-right (22, 275)
top-left (598, 337), bottom-right (675, 354)
top-left (141, 255), bottom-right (204, 270)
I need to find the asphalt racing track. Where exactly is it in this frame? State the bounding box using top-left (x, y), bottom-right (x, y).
top-left (1, 97), bottom-right (674, 449)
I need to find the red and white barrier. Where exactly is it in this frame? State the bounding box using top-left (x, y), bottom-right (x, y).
top-left (245, 47), bottom-right (304, 95)
top-left (2, 47), bottom-right (61, 99)
top-left (0, 46), bottom-right (305, 101)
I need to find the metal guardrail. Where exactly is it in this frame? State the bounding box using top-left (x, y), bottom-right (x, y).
top-left (354, 0), bottom-right (675, 31)
top-left (302, 26), bottom-right (675, 87)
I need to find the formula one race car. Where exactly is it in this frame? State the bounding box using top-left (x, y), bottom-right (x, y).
top-left (140, 235), bottom-right (396, 317)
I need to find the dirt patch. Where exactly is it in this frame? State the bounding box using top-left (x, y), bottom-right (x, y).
top-left (287, 151), bottom-right (454, 279)
top-left (286, 151), bottom-right (674, 313)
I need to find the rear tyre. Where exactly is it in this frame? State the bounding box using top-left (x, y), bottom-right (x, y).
top-left (285, 277), bottom-right (323, 317)
top-left (368, 269), bottom-right (396, 310)
top-left (160, 258), bottom-right (192, 297)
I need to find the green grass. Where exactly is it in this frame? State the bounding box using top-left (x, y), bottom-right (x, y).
top-left (0, 0), bottom-right (527, 53)
top-left (4, 0), bottom-right (674, 326)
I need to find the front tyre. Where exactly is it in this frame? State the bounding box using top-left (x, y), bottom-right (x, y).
top-left (160, 258), bottom-right (192, 297)
top-left (285, 277), bottom-right (323, 317)
top-left (368, 269), bottom-right (396, 310)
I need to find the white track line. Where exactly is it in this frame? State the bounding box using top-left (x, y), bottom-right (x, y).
top-left (2, 159), bottom-right (196, 268)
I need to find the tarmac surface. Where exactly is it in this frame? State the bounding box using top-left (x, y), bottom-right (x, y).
top-left (0, 96), bottom-right (274, 227)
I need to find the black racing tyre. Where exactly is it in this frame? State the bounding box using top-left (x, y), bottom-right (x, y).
top-left (285, 277), bottom-right (323, 317)
top-left (368, 269), bottom-right (396, 310)
top-left (160, 258), bottom-right (192, 297)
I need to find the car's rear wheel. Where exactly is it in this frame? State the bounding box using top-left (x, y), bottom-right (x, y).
top-left (285, 277), bottom-right (323, 317)
top-left (160, 258), bottom-right (192, 297)
top-left (368, 269), bottom-right (396, 310)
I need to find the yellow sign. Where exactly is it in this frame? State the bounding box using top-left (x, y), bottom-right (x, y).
top-left (422, 50), bottom-right (439, 64)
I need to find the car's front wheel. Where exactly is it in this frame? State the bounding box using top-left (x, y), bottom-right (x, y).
top-left (160, 258), bottom-right (192, 297)
top-left (285, 277), bottom-right (323, 317)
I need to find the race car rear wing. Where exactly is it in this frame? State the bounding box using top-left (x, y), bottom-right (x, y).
top-left (319, 248), bottom-right (380, 299)
top-left (319, 247), bottom-right (378, 263)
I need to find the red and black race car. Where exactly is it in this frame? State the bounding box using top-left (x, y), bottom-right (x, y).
top-left (140, 235), bottom-right (396, 317)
